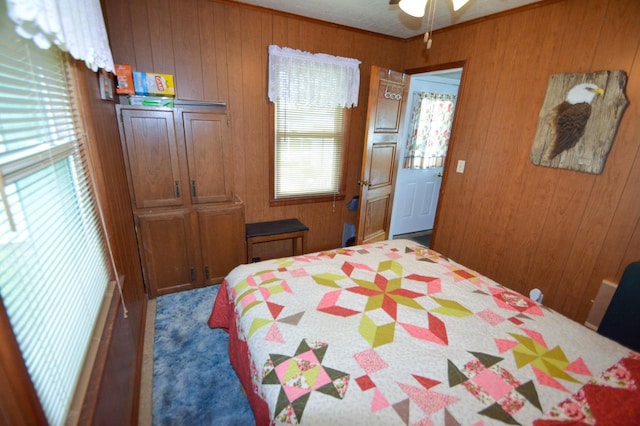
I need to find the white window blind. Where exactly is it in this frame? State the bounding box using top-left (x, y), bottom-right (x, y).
top-left (274, 101), bottom-right (345, 198)
top-left (268, 45), bottom-right (360, 201)
top-left (0, 5), bottom-right (109, 425)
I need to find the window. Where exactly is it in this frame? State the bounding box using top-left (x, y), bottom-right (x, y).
top-left (0, 8), bottom-right (110, 425)
top-left (403, 92), bottom-right (457, 169)
top-left (267, 45), bottom-right (360, 203)
top-left (273, 100), bottom-right (346, 200)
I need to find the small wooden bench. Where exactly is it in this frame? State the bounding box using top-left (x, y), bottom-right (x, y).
top-left (245, 218), bottom-right (309, 262)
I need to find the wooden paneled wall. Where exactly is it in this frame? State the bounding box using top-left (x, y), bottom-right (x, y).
top-left (405, 0), bottom-right (640, 322)
top-left (102, 0), bottom-right (640, 324)
top-left (103, 0), bottom-right (405, 253)
top-left (73, 63), bottom-right (147, 424)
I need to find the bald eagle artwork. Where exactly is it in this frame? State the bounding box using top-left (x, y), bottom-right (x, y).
top-left (549, 83), bottom-right (604, 160)
top-left (530, 70), bottom-right (628, 174)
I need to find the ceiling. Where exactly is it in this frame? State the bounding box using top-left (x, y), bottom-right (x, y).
top-left (234, 0), bottom-right (543, 39)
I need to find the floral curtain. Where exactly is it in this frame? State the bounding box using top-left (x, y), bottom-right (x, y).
top-left (403, 91), bottom-right (457, 169)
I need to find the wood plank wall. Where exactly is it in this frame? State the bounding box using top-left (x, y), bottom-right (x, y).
top-left (103, 0), bottom-right (405, 255)
top-left (405, 0), bottom-right (640, 322)
top-left (73, 63), bottom-right (147, 424)
top-left (101, 0), bottom-right (640, 325)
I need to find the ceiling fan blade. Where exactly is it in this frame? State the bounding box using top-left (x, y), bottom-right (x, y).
top-left (389, 0), bottom-right (400, 4)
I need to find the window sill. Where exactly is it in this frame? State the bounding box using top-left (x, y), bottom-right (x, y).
top-left (270, 193), bottom-right (345, 207)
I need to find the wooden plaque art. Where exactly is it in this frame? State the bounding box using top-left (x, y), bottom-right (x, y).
top-left (530, 70), bottom-right (628, 174)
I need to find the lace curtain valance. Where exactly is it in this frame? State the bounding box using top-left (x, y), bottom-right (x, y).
top-left (268, 45), bottom-right (361, 108)
top-left (6, 0), bottom-right (115, 72)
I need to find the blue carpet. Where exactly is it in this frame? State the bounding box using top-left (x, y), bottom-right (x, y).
top-left (153, 285), bottom-right (255, 425)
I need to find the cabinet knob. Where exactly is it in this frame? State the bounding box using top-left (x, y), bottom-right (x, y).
top-left (175, 180), bottom-right (181, 198)
top-left (191, 180), bottom-right (197, 197)
top-left (204, 265), bottom-right (210, 280)
top-left (189, 267), bottom-right (195, 282)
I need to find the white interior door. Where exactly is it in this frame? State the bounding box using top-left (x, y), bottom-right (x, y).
top-left (393, 167), bottom-right (442, 235)
top-left (390, 70), bottom-right (461, 237)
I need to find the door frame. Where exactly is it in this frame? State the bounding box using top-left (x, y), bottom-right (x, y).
top-left (395, 61), bottom-right (467, 248)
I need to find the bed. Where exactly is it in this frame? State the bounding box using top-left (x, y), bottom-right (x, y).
top-left (208, 239), bottom-right (640, 425)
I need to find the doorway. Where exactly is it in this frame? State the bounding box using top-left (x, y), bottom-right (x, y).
top-left (390, 67), bottom-right (462, 241)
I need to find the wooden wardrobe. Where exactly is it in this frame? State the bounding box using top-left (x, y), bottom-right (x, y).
top-left (116, 104), bottom-right (245, 297)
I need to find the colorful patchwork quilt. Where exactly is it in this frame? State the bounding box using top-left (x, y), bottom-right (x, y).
top-left (209, 240), bottom-right (639, 425)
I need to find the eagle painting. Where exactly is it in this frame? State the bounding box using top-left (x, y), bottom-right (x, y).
top-left (530, 70), bottom-right (628, 174)
top-left (548, 83), bottom-right (604, 160)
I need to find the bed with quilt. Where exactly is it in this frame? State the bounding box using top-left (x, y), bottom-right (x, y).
top-left (208, 239), bottom-right (639, 425)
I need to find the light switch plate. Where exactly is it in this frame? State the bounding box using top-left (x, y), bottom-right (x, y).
top-left (456, 160), bottom-right (466, 173)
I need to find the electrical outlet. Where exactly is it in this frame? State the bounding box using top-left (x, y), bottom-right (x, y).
top-left (456, 160), bottom-right (466, 173)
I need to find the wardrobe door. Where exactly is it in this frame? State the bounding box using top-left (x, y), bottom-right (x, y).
top-left (182, 110), bottom-right (234, 204)
top-left (119, 108), bottom-right (184, 209)
top-left (137, 210), bottom-right (196, 297)
top-left (197, 203), bottom-right (245, 286)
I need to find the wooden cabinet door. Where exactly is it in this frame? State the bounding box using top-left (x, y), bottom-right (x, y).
top-left (137, 211), bottom-right (196, 297)
top-left (182, 110), bottom-right (234, 204)
top-left (197, 203), bottom-right (245, 285)
top-left (120, 108), bottom-right (183, 209)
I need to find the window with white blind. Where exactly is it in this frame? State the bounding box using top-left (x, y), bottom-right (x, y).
top-left (274, 101), bottom-right (346, 200)
top-left (267, 45), bottom-right (360, 203)
top-left (0, 7), bottom-right (110, 425)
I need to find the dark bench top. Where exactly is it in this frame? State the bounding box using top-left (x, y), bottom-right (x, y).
top-left (245, 218), bottom-right (309, 238)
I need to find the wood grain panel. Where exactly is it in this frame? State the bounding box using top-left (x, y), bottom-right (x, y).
top-left (528, 0), bottom-right (608, 309)
top-left (182, 110), bottom-right (233, 203)
top-left (103, 0), bottom-right (136, 68)
top-left (102, 0), bottom-right (640, 324)
top-left (147, 0), bottom-right (176, 75)
top-left (138, 211), bottom-right (194, 296)
top-left (171, 0), bottom-right (204, 100)
top-left (557, 0), bottom-right (640, 319)
top-left (496, 1), bottom-right (572, 294)
top-left (212, 2), bottom-right (230, 102)
top-left (402, 0), bottom-right (640, 322)
top-left (72, 64), bottom-right (146, 425)
top-left (129, 0), bottom-right (154, 71)
top-left (198, 0), bottom-right (220, 101)
top-left (120, 109), bottom-right (182, 209)
top-left (428, 21), bottom-right (506, 263)
top-left (197, 203), bottom-right (246, 284)
top-left (363, 196), bottom-right (390, 242)
top-left (369, 144), bottom-right (395, 187)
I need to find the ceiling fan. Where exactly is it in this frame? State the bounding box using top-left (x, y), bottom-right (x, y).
top-left (390, 0), bottom-right (470, 48)
top-left (390, 0), bottom-right (470, 17)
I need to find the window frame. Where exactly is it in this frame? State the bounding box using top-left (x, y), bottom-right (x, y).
top-left (0, 35), bottom-right (112, 425)
top-left (269, 101), bottom-right (350, 206)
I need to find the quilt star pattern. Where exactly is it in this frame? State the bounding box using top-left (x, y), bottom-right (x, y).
top-left (213, 239), bottom-right (637, 425)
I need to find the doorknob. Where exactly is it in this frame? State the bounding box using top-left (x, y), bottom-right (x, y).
top-left (357, 180), bottom-right (371, 187)
top-left (437, 172), bottom-right (443, 177)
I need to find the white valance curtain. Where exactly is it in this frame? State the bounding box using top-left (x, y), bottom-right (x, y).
top-left (5, 0), bottom-right (114, 72)
top-left (268, 45), bottom-right (361, 108)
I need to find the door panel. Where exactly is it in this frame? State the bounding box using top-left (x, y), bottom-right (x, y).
top-left (399, 183), bottom-right (417, 218)
top-left (362, 196), bottom-right (390, 242)
top-left (137, 211), bottom-right (194, 297)
top-left (393, 167), bottom-right (443, 235)
top-left (374, 82), bottom-right (405, 132)
top-left (120, 109), bottom-right (182, 209)
top-left (357, 67), bottom-right (409, 244)
top-left (182, 110), bottom-right (233, 204)
top-left (369, 143), bottom-right (396, 187)
top-left (197, 203), bottom-right (245, 285)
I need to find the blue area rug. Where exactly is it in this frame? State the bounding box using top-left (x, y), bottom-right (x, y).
top-left (153, 285), bottom-right (255, 425)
